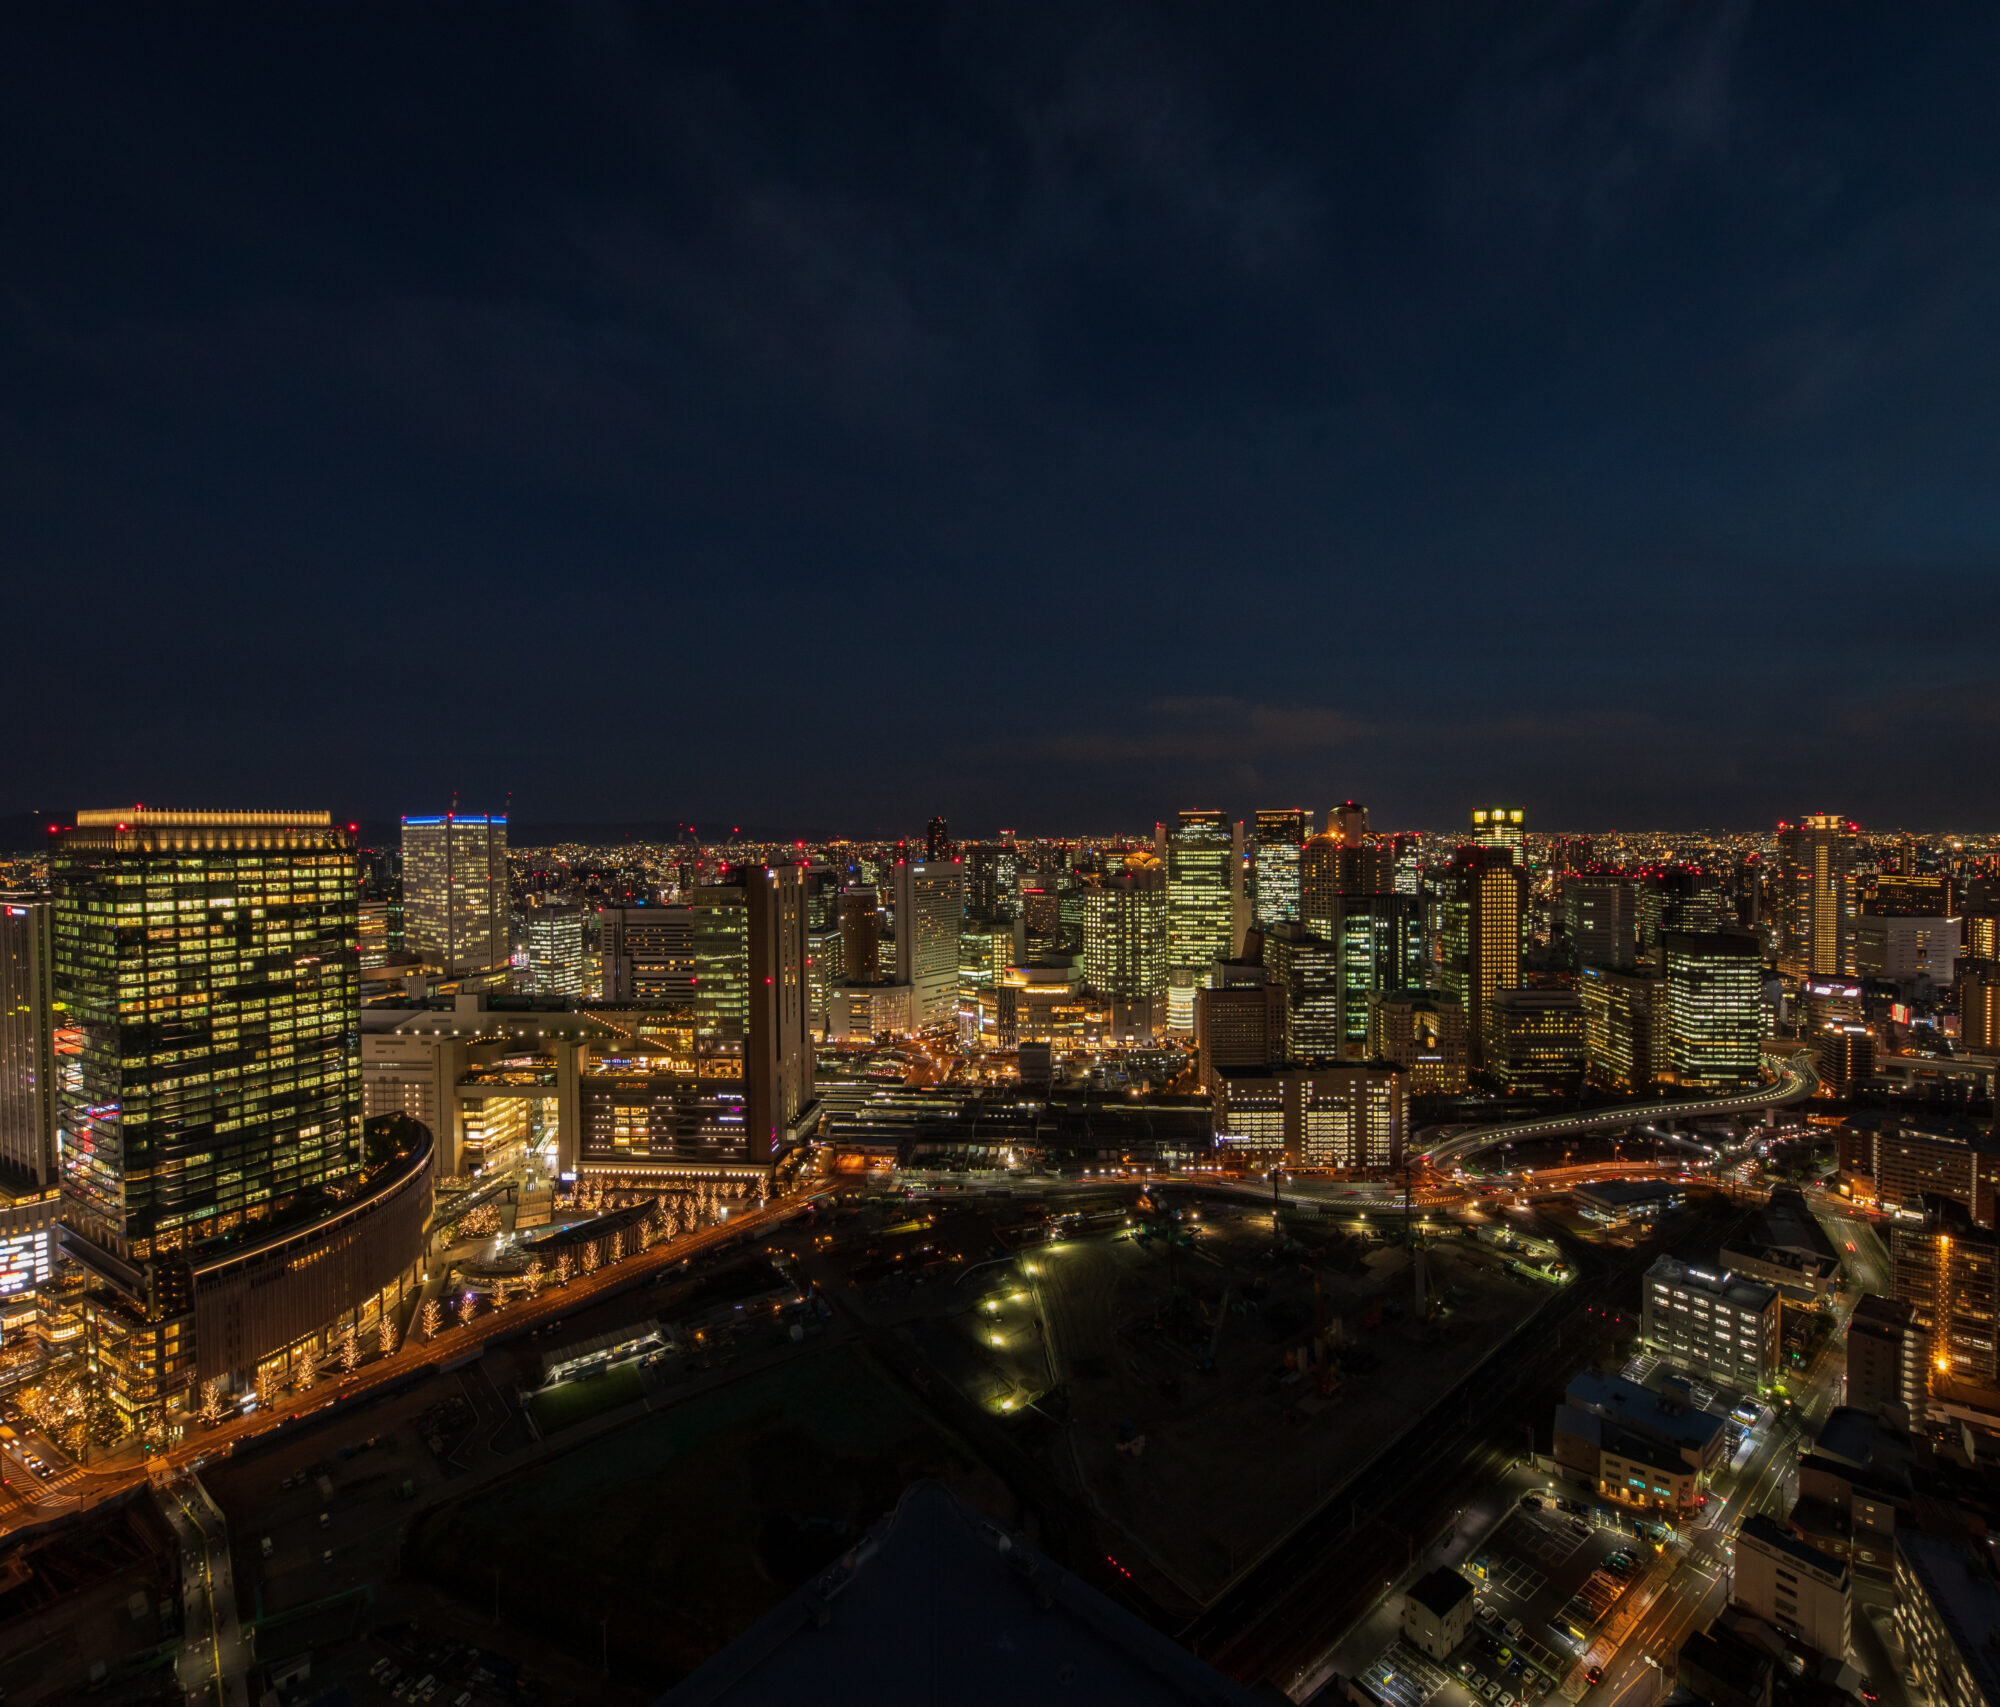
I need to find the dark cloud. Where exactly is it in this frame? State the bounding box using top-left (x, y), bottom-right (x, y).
top-left (3, 4), bottom-right (1999, 834)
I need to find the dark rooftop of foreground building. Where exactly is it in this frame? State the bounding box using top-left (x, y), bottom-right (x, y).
top-left (656, 1479), bottom-right (1263, 1706)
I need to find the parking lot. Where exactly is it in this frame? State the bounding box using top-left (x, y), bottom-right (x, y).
top-left (1462, 1499), bottom-right (1661, 1692)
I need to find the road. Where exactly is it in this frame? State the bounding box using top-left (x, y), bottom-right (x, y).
top-left (160, 1471), bottom-right (248, 1707)
top-left (0, 1196), bottom-right (810, 1540)
top-left (1428, 1053), bottom-right (1819, 1170)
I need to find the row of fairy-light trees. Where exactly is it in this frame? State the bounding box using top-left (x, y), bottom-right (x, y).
top-left (195, 1180), bottom-right (760, 1427)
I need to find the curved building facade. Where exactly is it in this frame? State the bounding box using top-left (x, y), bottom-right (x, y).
top-left (189, 1130), bottom-right (433, 1387)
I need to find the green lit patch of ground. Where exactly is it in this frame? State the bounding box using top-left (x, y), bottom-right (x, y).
top-left (527, 1361), bottom-right (647, 1434)
top-left (406, 1343), bottom-right (1006, 1683)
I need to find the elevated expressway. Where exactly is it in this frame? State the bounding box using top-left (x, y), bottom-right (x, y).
top-left (1423, 1045), bottom-right (1820, 1173)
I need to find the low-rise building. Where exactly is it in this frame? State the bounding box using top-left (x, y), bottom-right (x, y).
top-left (1733, 1512), bottom-right (1850, 1660)
top-left (1403, 1567), bottom-right (1476, 1661)
top-left (1211, 1062), bottom-right (1406, 1171)
top-left (1572, 1179), bottom-right (1686, 1225)
top-left (1642, 1256), bottom-right (1781, 1393)
top-left (1553, 1370), bottom-right (1726, 1512)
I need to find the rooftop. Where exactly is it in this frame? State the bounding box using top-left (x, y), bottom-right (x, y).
top-left (1739, 1513), bottom-right (1846, 1584)
top-left (657, 1479), bottom-right (1262, 1706)
top-left (1897, 1531), bottom-right (2000, 1706)
top-left (1408, 1567), bottom-right (1476, 1620)
top-left (1645, 1255), bottom-right (1778, 1313)
top-left (1566, 1370), bottom-right (1724, 1452)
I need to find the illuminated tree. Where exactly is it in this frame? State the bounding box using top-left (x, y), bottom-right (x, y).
top-left (456, 1293), bottom-right (477, 1328)
top-left (339, 1324), bottom-right (361, 1374)
top-left (524, 1259), bottom-right (546, 1299)
top-left (555, 1253), bottom-right (574, 1285)
top-left (379, 1314), bottom-right (399, 1357)
top-left (199, 1378), bottom-right (225, 1428)
top-left (420, 1299), bottom-right (442, 1341)
top-left (297, 1354), bottom-right (318, 1392)
top-left (256, 1365), bottom-right (280, 1411)
top-left (581, 1242), bottom-right (601, 1276)
top-left (610, 1229), bottom-right (625, 1262)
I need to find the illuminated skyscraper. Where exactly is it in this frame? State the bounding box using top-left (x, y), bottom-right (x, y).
top-left (1439, 848), bottom-right (1523, 1069)
top-left (1777, 815), bottom-right (1859, 977)
top-left (1330, 801), bottom-right (1369, 846)
top-left (1562, 878), bottom-right (1635, 969)
top-left (1662, 930), bottom-right (1764, 1092)
top-left (1326, 894), bottom-right (1423, 1054)
top-left (1252, 809), bottom-right (1309, 929)
top-left (53, 809), bottom-right (362, 1258)
top-left (894, 858), bottom-right (966, 1028)
top-left (925, 815), bottom-right (952, 862)
top-left (1166, 812), bottom-right (1240, 1030)
top-left (401, 812), bottom-right (509, 977)
top-left (1470, 808), bottom-right (1525, 853)
top-left (1082, 864), bottom-right (1168, 1037)
top-left (1262, 922), bottom-right (1342, 1063)
top-left (600, 905), bottom-right (697, 1004)
top-left (0, 896), bottom-right (58, 1187)
top-left (687, 865), bottom-right (816, 1163)
top-left (515, 904), bottom-right (586, 998)
top-left (1580, 964), bottom-right (1662, 1093)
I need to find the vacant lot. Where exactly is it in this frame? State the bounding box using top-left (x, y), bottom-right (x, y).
top-left (408, 1342), bottom-right (1009, 1683)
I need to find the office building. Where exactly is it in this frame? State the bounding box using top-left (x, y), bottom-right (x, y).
top-left (401, 812), bottom-right (509, 977)
top-left (1482, 988), bottom-right (1585, 1095)
top-left (1869, 875), bottom-right (1951, 916)
top-left (0, 897), bottom-right (58, 1188)
top-left (1367, 989), bottom-right (1468, 1094)
top-left (1210, 1062), bottom-right (1405, 1170)
top-left (55, 809), bottom-right (362, 1259)
top-left (1327, 893), bottom-right (1424, 1055)
top-left (894, 859), bottom-right (966, 1029)
top-left (357, 898), bottom-right (397, 970)
top-left (1663, 930), bottom-right (1765, 1092)
top-left (1896, 1531), bottom-right (2000, 1707)
top-left (685, 866), bottom-right (817, 1165)
top-left (1845, 1294), bottom-right (1924, 1421)
top-left (1252, 809), bottom-right (1309, 929)
top-left (1439, 848), bottom-right (1523, 1069)
top-left (598, 905), bottom-right (697, 1005)
top-left (1777, 815), bottom-right (1859, 977)
top-left (839, 887), bottom-right (882, 986)
top-left (1470, 807), bottom-right (1525, 853)
top-left (1194, 980), bottom-right (1284, 1089)
top-left (1263, 922), bottom-right (1342, 1063)
top-left (924, 815), bottom-right (951, 862)
top-left (1816, 1022), bottom-right (1874, 1095)
top-left (54, 808), bottom-right (427, 1414)
top-left (957, 919), bottom-right (1018, 1004)
top-left (1734, 1514), bottom-right (1850, 1663)
top-left (1082, 864), bottom-right (1169, 1038)
top-left (1166, 813), bottom-right (1241, 1028)
top-left (1580, 963), bottom-right (1663, 1093)
top-left (515, 904), bottom-right (585, 998)
top-left (1636, 867), bottom-right (1728, 956)
top-left (1855, 914), bottom-right (1960, 986)
top-left (827, 980), bottom-right (918, 1042)
top-left (1562, 878), bottom-right (1635, 969)
top-left (1642, 1256), bottom-right (1781, 1391)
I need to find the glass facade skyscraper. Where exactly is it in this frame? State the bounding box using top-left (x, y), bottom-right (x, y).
top-left (1166, 811), bottom-right (1239, 1030)
top-left (54, 809), bottom-right (361, 1261)
top-left (1252, 809), bottom-right (1309, 929)
top-left (401, 812), bottom-right (509, 977)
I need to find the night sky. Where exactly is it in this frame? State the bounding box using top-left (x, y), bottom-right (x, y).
top-left (7, 6), bottom-right (1999, 835)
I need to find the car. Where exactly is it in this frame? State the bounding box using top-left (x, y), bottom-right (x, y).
top-left (1519, 1493), bottom-right (1542, 1509)
top-left (1504, 1620), bottom-right (1525, 1641)
top-left (1497, 1649), bottom-right (1512, 1664)
top-left (1509, 1658), bottom-right (1526, 1677)
top-left (1585, 1666), bottom-right (1604, 1686)
top-left (1481, 1681), bottom-right (1499, 1700)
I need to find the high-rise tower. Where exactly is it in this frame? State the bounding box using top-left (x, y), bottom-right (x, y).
top-left (1777, 816), bottom-right (1859, 977)
top-left (1252, 809), bottom-right (1309, 929)
top-left (401, 812), bottom-right (509, 977)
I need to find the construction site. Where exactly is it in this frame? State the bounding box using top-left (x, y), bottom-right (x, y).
top-left (994, 1187), bottom-right (1568, 1609)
